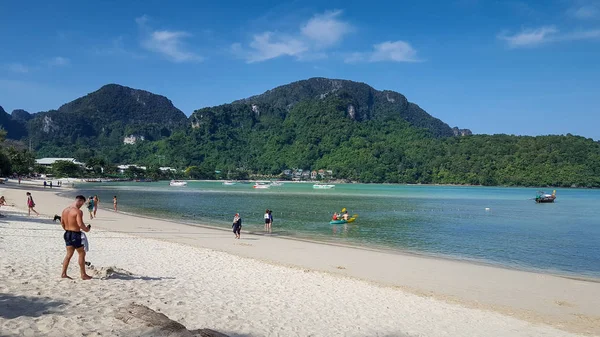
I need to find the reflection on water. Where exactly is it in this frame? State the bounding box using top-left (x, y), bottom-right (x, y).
top-left (69, 181), bottom-right (600, 278)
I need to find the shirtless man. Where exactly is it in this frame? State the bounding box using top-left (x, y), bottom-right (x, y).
top-left (61, 195), bottom-right (92, 280)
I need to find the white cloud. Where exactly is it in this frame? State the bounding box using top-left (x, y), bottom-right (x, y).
top-left (498, 26), bottom-right (558, 48)
top-left (48, 56), bottom-right (70, 67)
top-left (370, 41), bottom-right (419, 62)
top-left (136, 15), bottom-right (202, 63)
top-left (572, 5), bottom-right (599, 18)
top-left (301, 10), bottom-right (352, 47)
top-left (234, 9), bottom-right (353, 63)
top-left (6, 63), bottom-right (29, 73)
top-left (345, 41), bottom-right (420, 63)
top-left (498, 26), bottom-right (600, 48)
top-left (567, 1), bottom-right (600, 19)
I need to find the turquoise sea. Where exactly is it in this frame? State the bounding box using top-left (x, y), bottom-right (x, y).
top-left (69, 182), bottom-right (600, 278)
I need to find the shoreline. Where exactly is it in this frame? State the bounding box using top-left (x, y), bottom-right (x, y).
top-left (10, 177), bottom-right (599, 190)
top-left (52, 183), bottom-right (600, 281)
top-left (2, 185), bottom-right (600, 335)
top-left (54, 190), bottom-right (600, 282)
top-left (7, 181), bottom-right (600, 280)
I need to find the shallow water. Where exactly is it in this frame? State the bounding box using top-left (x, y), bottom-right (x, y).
top-left (70, 182), bottom-right (600, 278)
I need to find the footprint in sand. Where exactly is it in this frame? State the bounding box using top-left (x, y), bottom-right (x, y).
top-left (554, 300), bottom-right (575, 307)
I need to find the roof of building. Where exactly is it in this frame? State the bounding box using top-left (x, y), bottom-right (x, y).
top-left (35, 158), bottom-right (82, 165)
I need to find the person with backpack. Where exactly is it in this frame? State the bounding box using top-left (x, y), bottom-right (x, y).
top-left (26, 192), bottom-right (39, 216)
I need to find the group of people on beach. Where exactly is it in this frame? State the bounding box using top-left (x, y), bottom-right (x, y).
top-left (42, 180), bottom-right (62, 188)
top-left (86, 195), bottom-right (100, 220)
top-left (230, 208), bottom-right (275, 239)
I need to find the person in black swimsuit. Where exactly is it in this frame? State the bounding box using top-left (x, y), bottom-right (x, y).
top-left (61, 195), bottom-right (92, 280)
top-left (232, 213), bottom-right (242, 239)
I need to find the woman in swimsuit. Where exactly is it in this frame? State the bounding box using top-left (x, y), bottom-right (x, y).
top-left (93, 195), bottom-right (99, 218)
top-left (26, 192), bottom-right (39, 216)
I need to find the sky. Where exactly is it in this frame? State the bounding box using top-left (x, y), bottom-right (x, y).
top-left (1, 0), bottom-right (599, 139)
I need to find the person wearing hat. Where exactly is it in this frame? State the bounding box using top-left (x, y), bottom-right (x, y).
top-left (232, 213), bottom-right (242, 239)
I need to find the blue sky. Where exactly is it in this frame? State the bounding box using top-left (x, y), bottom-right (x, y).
top-left (1, 0), bottom-right (599, 139)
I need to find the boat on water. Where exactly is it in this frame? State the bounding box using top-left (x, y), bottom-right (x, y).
top-left (329, 217), bottom-right (356, 225)
top-left (313, 184), bottom-right (335, 189)
top-left (253, 183), bottom-right (270, 189)
top-left (270, 181), bottom-right (284, 187)
top-left (223, 181), bottom-right (237, 186)
top-left (169, 180), bottom-right (187, 187)
top-left (535, 190), bottom-right (556, 203)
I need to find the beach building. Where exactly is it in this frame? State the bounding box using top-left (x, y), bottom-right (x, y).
top-left (117, 165), bottom-right (147, 173)
top-left (35, 158), bottom-right (84, 168)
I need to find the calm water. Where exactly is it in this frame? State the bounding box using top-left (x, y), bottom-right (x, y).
top-left (69, 182), bottom-right (600, 278)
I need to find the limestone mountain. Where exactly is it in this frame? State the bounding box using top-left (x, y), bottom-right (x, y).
top-left (0, 106), bottom-right (28, 139)
top-left (11, 109), bottom-right (34, 122)
top-left (25, 84), bottom-right (188, 154)
top-left (226, 77), bottom-right (462, 138)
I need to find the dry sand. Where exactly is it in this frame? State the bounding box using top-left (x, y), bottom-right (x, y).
top-left (1, 185), bottom-right (599, 337)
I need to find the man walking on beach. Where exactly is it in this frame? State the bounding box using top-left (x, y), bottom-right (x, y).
top-left (61, 195), bottom-right (92, 280)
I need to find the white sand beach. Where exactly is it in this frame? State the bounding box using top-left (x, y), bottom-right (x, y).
top-left (1, 185), bottom-right (599, 337)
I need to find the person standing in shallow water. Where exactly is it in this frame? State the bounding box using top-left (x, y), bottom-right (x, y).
top-left (232, 213), bottom-right (242, 239)
top-left (264, 209), bottom-right (270, 231)
top-left (26, 192), bottom-right (39, 216)
top-left (61, 195), bottom-right (92, 280)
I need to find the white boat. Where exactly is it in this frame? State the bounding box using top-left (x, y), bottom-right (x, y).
top-left (253, 183), bottom-right (270, 189)
top-left (313, 184), bottom-right (335, 189)
top-left (270, 181), bottom-right (284, 187)
top-left (223, 181), bottom-right (237, 186)
top-left (169, 180), bottom-right (187, 187)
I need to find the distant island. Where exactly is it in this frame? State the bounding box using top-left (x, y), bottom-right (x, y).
top-left (1, 77), bottom-right (599, 187)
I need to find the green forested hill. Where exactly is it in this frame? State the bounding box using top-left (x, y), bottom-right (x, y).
top-left (24, 84), bottom-right (188, 157)
top-left (233, 77), bottom-right (456, 138)
top-left (1, 78), bottom-right (599, 187)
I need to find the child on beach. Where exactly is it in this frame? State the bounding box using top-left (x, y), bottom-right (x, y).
top-left (113, 196), bottom-right (117, 212)
top-left (26, 192), bottom-right (39, 216)
top-left (232, 213), bottom-right (242, 239)
top-left (268, 210), bottom-right (273, 232)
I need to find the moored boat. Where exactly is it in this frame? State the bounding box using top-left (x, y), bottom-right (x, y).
top-left (253, 183), bottom-right (270, 189)
top-left (223, 181), bottom-right (237, 186)
top-left (313, 184), bottom-right (335, 189)
top-left (169, 180), bottom-right (187, 187)
top-left (535, 190), bottom-right (556, 203)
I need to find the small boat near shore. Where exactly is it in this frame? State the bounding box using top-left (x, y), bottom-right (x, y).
top-left (329, 217), bottom-right (357, 225)
top-left (223, 181), bottom-right (237, 186)
top-left (169, 180), bottom-right (187, 187)
top-left (253, 183), bottom-right (270, 189)
top-left (535, 190), bottom-right (556, 203)
top-left (313, 184), bottom-right (335, 189)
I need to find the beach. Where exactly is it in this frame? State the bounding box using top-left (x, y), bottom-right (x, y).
top-left (1, 185), bottom-right (599, 337)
